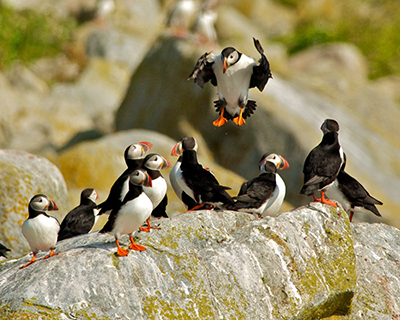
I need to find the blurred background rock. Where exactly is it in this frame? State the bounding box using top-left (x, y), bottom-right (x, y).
top-left (0, 0), bottom-right (399, 256)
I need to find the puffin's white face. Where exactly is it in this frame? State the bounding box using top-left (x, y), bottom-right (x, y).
top-left (88, 189), bottom-right (99, 202)
top-left (259, 153), bottom-right (289, 173)
top-left (125, 142), bottom-right (152, 160)
top-left (225, 50), bottom-right (240, 66)
top-left (130, 169), bottom-right (151, 187)
top-left (29, 195), bottom-right (58, 212)
top-left (144, 154), bottom-right (171, 171)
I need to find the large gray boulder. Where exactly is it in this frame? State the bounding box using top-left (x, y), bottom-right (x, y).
top-left (0, 150), bottom-right (69, 257)
top-left (0, 203), bottom-right (357, 319)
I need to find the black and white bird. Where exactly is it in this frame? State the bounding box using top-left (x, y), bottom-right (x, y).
top-left (140, 153), bottom-right (171, 232)
top-left (300, 119), bottom-right (345, 207)
top-left (227, 153), bottom-right (289, 217)
top-left (20, 195), bottom-right (60, 269)
top-left (188, 38), bottom-right (272, 127)
top-left (58, 188), bottom-right (99, 241)
top-left (171, 137), bottom-right (234, 210)
top-left (325, 159), bottom-right (383, 221)
top-left (170, 149), bottom-right (200, 210)
top-left (0, 243), bottom-right (10, 259)
top-left (97, 142), bottom-right (152, 215)
top-left (100, 169), bottom-right (153, 256)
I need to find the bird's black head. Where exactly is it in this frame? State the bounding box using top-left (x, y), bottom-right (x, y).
top-left (28, 194), bottom-right (58, 217)
top-left (221, 47), bottom-right (241, 72)
top-left (80, 188), bottom-right (98, 204)
top-left (321, 119), bottom-right (339, 134)
top-left (181, 137), bottom-right (198, 152)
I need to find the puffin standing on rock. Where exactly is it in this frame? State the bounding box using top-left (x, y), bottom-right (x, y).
top-left (97, 142), bottom-right (152, 215)
top-left (227, 153), bottom-right (289, 217)
top-left (21, 195), bottom-right (60, 269)
top-left (100, 169), bottom-right (153, 256)
top-left (58, 188), bottom-right (99, 241)
top-left (140, 153), bottom-right (171, 232)
top-left (325, 159), bottom-right (383, 221)
top-left (188, 38), bottom-right (272, 127)
top-left (300, 119), bottom-right (345, 207)
top-left (171, 137), bottom-right (234, 210)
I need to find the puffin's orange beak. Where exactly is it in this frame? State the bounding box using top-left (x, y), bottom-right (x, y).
top-left (280, 156), bottom-right (290, 170)
top-left (223, 58), bottom-right (227, 74)
top-left (171, 142), bottom-right (182, 156)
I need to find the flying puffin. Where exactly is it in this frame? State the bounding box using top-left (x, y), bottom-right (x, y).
top-left (20, 195), bottom-right (60, 269)
top-left (58, 188), bottom-right (99, 241)
top-left (97, 142), bottom-right (152, 215)
top-left (170, 149), bottom-right (200, 210)
top-left (188, 38), bottom-right (272, 127)
top-left (140, 153), bottom-right (171, 232)
top-left (325, 158), bottom-right (383, 221)
top-left (227, 153), bottom-right (289, 217)
top-left (300, 119), bottom-right (345, 207)
top-left (0, 243), bottom-right (10, 259)
top-left (171, 137), bottom-right (234, 210)
top-left (100, 169), bottom-right (153, 256)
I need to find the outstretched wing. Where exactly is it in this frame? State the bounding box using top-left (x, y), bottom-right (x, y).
top-left (250, 38), bottom-right (272, 91)
top-left (187, 52), bottom-right (217, 88)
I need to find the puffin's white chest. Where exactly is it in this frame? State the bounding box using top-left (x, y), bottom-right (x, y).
top-left (262, 174), bottom-right (286, 217)
top-left (213, 54), bottom-right (255, 113)
top-left (143, 177), bottom-right (167, 208)
top-left (170, 161), bottom-right (183, 201)
top-left (112, 193), bottom-right (152, 238)
top-left (22, 214), bottom-right (60, 252)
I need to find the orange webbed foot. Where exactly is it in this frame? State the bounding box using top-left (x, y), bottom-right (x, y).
top-left (233, 109), bottom-right (246, 126)
top-left (20, 253), bottom-right (37, 269)
top-left (129, 236), bottom-right (146, 251)
top-left (116, 239), bottom-right (129, 256)
top-left (44, 249), bottom-right (57, 259)
top-left (213, 108), bottom-right (228, 127)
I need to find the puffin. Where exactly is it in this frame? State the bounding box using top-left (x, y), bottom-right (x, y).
top-left (58, 188), bottom-right (99, 241)
top-left (300, 119), bottom-right (345, 207)
top-left (170, 150), bottom-right (200, 210)
top-left (325, 158), bottom-right (383, 221)
top-left (0, 243), bottom-right (10, 259)
top-left (171, 137), bottom-right (234, 210)
top-left (97, 142), bottom-right (152, 215)
top-left (140, 153), bottom-right (172, 232)
top-left (100, 169), bottom-right (153, 256)
top-left (227, 153), bottom-right (289, 217)
top-left (188, 38), bottom-right (272, 127)
top-left (20, 195), bottom-right (60, 269)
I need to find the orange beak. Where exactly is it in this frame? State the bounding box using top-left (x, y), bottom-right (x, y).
top-left (223, 58), bottom-right (227, 74)
top-left (171, 142), bottom-right (182, 156)
top-left (280, 156), bottom-right (290, 170)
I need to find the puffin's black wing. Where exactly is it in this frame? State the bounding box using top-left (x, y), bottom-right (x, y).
top-left (183, 164), bottom-right (233, 204)
top-left (151, 195), bottom-right (169, 218)
top-left (58, 205), bottom-right (96, 241)
top-left (232, 174), bottom-right (275, 209)
top-left (0, 243), bottom-right (10, 258)
top-left (187, 52), bottom-right (217, 88)
top-left (250, 38), bottom-right (272, 91)
top-left (97, 168), bottom-right (130, 214)
top-left (337, 171), bottom-right (382, 216)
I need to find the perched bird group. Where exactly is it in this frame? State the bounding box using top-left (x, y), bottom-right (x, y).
top-left (300, 119), bottom-right (382, 221)
top-left (14, 36), bottom-right (382, 269)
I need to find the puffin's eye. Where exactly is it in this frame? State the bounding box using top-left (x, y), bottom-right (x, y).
top-left (273, 156), bottom-right (276, 160)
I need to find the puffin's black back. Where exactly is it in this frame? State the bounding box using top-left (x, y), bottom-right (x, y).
top-left (301, 131), bottom-right (342, 195)
top-left (229, 162), bottom-right (277, 210)
top-left (100, 182), bottom-right (143, 233)
top-left (58, 199), bottom-right (97, 241)
top-left (181, 149), bottom-right (233, 205)
top-left (337, 170), bottom-right (382, 217)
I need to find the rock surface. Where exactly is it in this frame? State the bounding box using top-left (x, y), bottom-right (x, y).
top-left (0, 150), bottom-right (69, 257)
top-left (0, 203), bottom-right (357, 319)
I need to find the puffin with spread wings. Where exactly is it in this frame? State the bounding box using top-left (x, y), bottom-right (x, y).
top-left (188, 38), bottom-right (272, 127)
